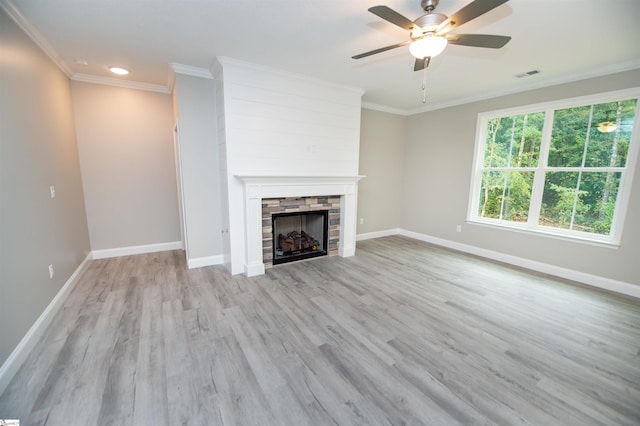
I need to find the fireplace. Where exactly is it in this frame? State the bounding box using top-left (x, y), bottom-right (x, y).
top-left (235, 175), bottom-right (363, 276)
top-left (272, 210), bottom-right (328, 265)
top-left (262, 196), bottom-right (340, 267)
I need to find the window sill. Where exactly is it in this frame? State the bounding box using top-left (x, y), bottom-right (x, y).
top-left (466, 219), bottom-right (621, 249)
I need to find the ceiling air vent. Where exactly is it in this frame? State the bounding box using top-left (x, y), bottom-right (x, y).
top-left (516, 69), bottom-right (540, 78)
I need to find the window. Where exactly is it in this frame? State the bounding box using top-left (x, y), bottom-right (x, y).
top-left (468, 89), bottom-right (640, 245)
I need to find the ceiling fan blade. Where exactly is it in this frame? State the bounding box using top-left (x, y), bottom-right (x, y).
top-left (368, 5), bottom-right (419, 32)
top-left (437, 0), bottom-right (509, 34)
top-left (352, 41), bottom-right (411, 59)
top-left (414, 56), bottom-right (431, 72)
top-left (446, 33), bottom-right (511, 48)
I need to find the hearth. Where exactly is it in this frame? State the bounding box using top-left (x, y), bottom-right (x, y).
top-left (272, 210), bottom-right (328, 265)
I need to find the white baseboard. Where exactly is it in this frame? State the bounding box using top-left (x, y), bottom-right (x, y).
top-left (92, 241), bottom-right (183, 259)
top-left (356, 228), bottom-right (402, 241)
top-left (396, 229), bottom-right (640, 299)
top-left (187, 255), bottom-right (225, 269)
top-left (0, 253), bottom-right (92, 396)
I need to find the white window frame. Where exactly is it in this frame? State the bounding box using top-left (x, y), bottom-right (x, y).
top-left (467, 87), bottom-right (640, 247)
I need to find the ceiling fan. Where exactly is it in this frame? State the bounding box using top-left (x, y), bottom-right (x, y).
top-left (353, 0), bottom-right (512, 72)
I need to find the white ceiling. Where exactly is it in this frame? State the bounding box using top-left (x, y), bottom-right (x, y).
top-left (4, 0), bottom-right (640, 113)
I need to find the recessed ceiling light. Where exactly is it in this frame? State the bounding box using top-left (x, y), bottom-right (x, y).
top-left (109, 66), bottom-right (129, 76)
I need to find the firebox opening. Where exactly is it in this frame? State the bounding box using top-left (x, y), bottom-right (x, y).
top-left (272, 210), bottom-right (328, 265)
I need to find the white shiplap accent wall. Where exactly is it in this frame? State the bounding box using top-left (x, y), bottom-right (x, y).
top-left (211, 57), bottom-right (364, 275)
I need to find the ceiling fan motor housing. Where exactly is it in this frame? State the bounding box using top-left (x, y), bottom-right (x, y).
top-left (414, 13), bottom-right (447, 31)
top-left (421, 0), bottom-right (439, 12)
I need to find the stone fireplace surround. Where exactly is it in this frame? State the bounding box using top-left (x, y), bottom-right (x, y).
top-left (263, 196), bottom-right (340, 265)
top-left (236, 175), bottom-right (363, 276)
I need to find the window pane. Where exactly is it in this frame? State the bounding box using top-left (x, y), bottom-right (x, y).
top-left (549, 106), bottom-right (590, 167)
top-left (478, 171), bottom-right (533, 222)
top-left (540, 172), bottom-right (580, 229)
top-left (573, 172), bottom-right (621, 235)
top-left (540, 171), bottom-right (621, 235)
top-left (484, 113), bottom-right (543, 168)
top-left (473, 91), bottom-right (637, 244)
top-left (585, 100), bottom-right (636, 168)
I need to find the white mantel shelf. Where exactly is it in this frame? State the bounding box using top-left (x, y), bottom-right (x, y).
top-left (235, 174), bottom-right (365, 276)
top-left (235, 175), bottom-right (364, 184)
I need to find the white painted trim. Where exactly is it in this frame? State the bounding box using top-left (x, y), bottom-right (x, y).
top-left (356, 228), bottom-right (402, 241)
top-left (235, 175), bottom-right (365, 184)
top-left (167, 68), bottom-right (176, 93)
top-left (71, 73), bottom-right (170, 94)
top-left (466, 87), bottom-right (640, 248)
top-left (187, 255), bottom-right (225, 269)
top-left (0, 253), bottom-right (92, 396)
top-left (91, 241), bottom-right (183, 259)
top-left (361, 102), bottom-right (409, 116)
top-left (169, 63), bottom-right (214, 79)
top-left (364, 62), bottom-right (640, 116)
top-left (396, 229), bottom-right (640, 299)
top-left (235, 175), bottom-right (364, 276)
top-left (0, 0), bottom-right (73, 77)
top-left (404, 61), bottom-right (640, 115)
top-left (214, 56), bottom-right (365, 96)
top-left (168, 63), bottom-right (213, 94)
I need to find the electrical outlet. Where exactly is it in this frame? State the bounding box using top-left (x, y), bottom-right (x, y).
top-left (50, 185), bottom-right (56, 198)
top-left (48, 264), bottom-right (55, 279)
top-left (456, 225), bottom-right (462, 232)
top-left (359, 218), bottom-right (365, 225)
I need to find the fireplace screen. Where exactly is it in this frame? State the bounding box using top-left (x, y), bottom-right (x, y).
top-left (272, 210), bottom-right (328, 265)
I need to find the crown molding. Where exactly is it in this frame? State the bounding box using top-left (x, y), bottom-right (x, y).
top-left (170, 63), bottom-right (213, 79)
top-left (0, 0), bottom-right (72, 77)
top-left (4, 0), bottom-right (636, 115)
top-left (1, 0), bottom-right (171, 94)
top-left (214, 56), bottom-right (365, 96)
top-left (166, 69), bottom-right (176, 93)
top-left (71, 73), bottom-right (170, 94)
top-left (361, 60), bottom-right (640, 116)
top-left (361, 102), bottom-right (408, 116)
top-left (404, 60), bottom-right (640, 115)
top-left (168, 63), bottom-right (214, 92)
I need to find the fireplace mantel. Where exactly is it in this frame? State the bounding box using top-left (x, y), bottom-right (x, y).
top-left (235, 174), bottom-right (364, 276)
top-left (235, 174), bottom-right (363, 185)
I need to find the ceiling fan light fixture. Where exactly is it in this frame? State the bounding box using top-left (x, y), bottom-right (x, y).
top-left (409, 34), bottom-right (447, 59)
top-left (597, 121), bottom-right (618, 133)
top-left (410, 26), bottom-right (424, 39)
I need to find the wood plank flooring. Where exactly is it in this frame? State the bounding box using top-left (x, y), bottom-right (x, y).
top-left (1, 235), bottom-right (639, 425)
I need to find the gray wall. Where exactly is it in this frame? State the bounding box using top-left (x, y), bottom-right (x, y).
top-left (358, 109), bottom-right (406, 234)
top-left (401, 69), bottom-right (640, 286)
top-left (71, 82), bottom-right (181, 251)
top-left (173, 73), bottom-right (223, 262)
top-left (0, 9), bottom-right (91, 366)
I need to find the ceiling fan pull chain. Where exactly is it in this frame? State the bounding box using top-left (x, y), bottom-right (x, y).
top-left (422, 60), bottom-right (428, 103)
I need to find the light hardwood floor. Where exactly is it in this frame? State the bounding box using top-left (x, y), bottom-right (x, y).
top-left (1, 236), bottom-right (639, 425)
